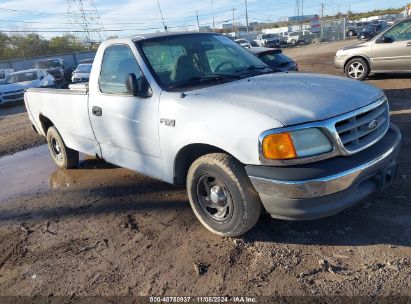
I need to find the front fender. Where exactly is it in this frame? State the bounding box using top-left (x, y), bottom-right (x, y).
top-left (159, 91), bottom-right (283, 183)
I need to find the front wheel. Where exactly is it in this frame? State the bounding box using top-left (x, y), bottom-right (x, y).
top-left (186, 153), bottom-right (262, 237)
top-left (47, 126), bottom-right (79, 169)
top-left (345, 58), bottom-right (369, 81)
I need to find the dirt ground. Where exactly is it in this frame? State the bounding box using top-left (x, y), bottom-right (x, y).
top-left (0, 40), bottom-right (411, 300)
top-left (0, 105), bottom-right (45, 158)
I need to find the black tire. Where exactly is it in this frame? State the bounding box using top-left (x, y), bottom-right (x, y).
top-left (46, 126), bottom-right (79, 169)
top-left (345, 58), bottom-right (370, 81)
top-left (186, 153), bottom-right (262, 237)
top-left (291, 39), bottom-right (297, 46)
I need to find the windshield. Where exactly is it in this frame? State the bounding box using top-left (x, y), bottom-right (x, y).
top-left (137, 34), bottom-right (269, 91)
top-left (75, 64), bottom-right (92, 73)
top-left (35, 59), bottom-right (61, 69)
top-left (5, 71), bottom-right (37, 84)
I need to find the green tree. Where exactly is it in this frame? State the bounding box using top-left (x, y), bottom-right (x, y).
top-left (49, 34), bottom-right (88, 54)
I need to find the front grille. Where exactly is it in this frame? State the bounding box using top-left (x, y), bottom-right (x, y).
top-left (335, 100), bottom-right (389, 152)
top-left (4, 89), bottom-right (23, 94)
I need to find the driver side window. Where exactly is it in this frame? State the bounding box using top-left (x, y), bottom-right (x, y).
top-left (99, 44), bottom-right (144, 95)
top-left (384, 20), bottom-right (411, 42)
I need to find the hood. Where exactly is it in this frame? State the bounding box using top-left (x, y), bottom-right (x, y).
top-left (187, 73), bottom-right (383, 126)
top-left (341, 41), bottom-right (371, 50)
top-left (0, 82), bottom-right (34, 92)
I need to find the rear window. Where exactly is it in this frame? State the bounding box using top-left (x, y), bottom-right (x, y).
top-left (35, 59), bottom-right (61, 69)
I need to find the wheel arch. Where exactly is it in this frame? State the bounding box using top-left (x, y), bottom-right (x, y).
top-left (344, 55), bottom-right (371, 72)
top-left (173, 143), bottom-right (241, 185)
top-left (38, 114), bottom-right (55, 135)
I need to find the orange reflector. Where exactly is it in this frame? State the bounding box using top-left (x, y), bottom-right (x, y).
top-left (262, 133), bottom-right (297, 160)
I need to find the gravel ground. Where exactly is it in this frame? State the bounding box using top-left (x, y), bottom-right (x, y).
top-left (0, 105), bottom-right (45, 157)
top-left (0, 40), bottom-right (410, 299)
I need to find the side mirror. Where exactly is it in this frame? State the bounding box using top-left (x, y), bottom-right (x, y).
top-left (125, 73), bottom-right (152, 98)
top-left (378, 36), bottom-right (394, 44)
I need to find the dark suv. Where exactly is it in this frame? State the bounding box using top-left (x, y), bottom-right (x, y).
top-left (358, 21), bottom-right (389, 40)
top-left (34, 58), bottom-right (73, 84)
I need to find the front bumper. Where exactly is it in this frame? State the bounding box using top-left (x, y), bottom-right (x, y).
top-left (246, 124), bottom-right (401, 220)
top-left (334, 56), bottom-right (346, 70)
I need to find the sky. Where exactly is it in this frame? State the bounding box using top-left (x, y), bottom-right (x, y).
top-left (0, 0), bottom-right (406, 40)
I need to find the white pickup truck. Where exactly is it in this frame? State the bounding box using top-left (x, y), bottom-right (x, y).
top-left (25, 32), bottom-right (401, 237)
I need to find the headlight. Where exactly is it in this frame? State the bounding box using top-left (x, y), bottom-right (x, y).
top-left (262, 128), bottom-right (332, 160)
top-left (336, 49), bottom-right (345, 57)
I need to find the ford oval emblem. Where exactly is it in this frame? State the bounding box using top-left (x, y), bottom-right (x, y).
top-left (368, 119), bottom-right (378, 130)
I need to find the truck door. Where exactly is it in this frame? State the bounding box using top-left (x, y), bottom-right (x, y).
top-left (89, 44), bottom-right (162, 179)
top-left (371, 19), bottom-right (411, 71)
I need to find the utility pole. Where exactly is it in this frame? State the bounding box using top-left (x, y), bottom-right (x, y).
top-left (302, 0), bottom-right (304, 18)
top-left (320, 3), bottom-right (324, 41)
top-left (211, 0), bottom-right (215, 32)
top-left (66, 0), bottom-right (106, 46)
top-left (296, 0), bottom-right (301, 29)
top-left (232, 8), bottom-right (236, 35)
top-left (245, 0), bottom-right (250, 41)
top-left (196, 11), bottom-right (200, 31)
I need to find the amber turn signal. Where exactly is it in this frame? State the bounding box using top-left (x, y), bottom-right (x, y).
top-left (262, 132), bottom-right (297, 160)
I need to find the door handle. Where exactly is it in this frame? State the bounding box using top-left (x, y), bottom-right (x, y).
top-left (92, 106), bottom-right (102, 116)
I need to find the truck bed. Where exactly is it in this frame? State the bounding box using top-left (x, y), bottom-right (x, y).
top-left (25, 86), bottom-right (100, 156)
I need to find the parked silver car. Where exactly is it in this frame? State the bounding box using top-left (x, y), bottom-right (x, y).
top-left (71, 63), bottom-right (92, 83)
top-left (335, 18), bottom-right (411, 80)
top-left (0, 69), bottom-right (55, 105)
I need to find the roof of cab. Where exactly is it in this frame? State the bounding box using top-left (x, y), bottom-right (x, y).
top-left (105, 31), bottom-right (220, 44)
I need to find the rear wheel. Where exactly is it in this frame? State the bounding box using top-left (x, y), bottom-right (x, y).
top-left (345, 58), bottom-right (369, 81)
top-left (186, 153), bottom-right (262, 237)
top-left (46, 126), bottom-right (79, 169)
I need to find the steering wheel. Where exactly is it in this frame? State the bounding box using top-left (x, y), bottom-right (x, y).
top-left (215, 61), bottom-right (235, 72)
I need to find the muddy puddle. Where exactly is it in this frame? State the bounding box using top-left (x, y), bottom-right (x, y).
top-left (0, 145), bottom-right (127, 203)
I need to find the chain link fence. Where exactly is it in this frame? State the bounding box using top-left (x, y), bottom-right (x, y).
top-left (319, 19), bottom-right (347, 42)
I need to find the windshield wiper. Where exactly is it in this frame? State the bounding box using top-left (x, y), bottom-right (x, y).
top-left (236, 65), bottom-right (269, 72)
top-left (167, 74), bottom-right (241, 90)
top-left (237, 65), bottom-right (283, 76)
